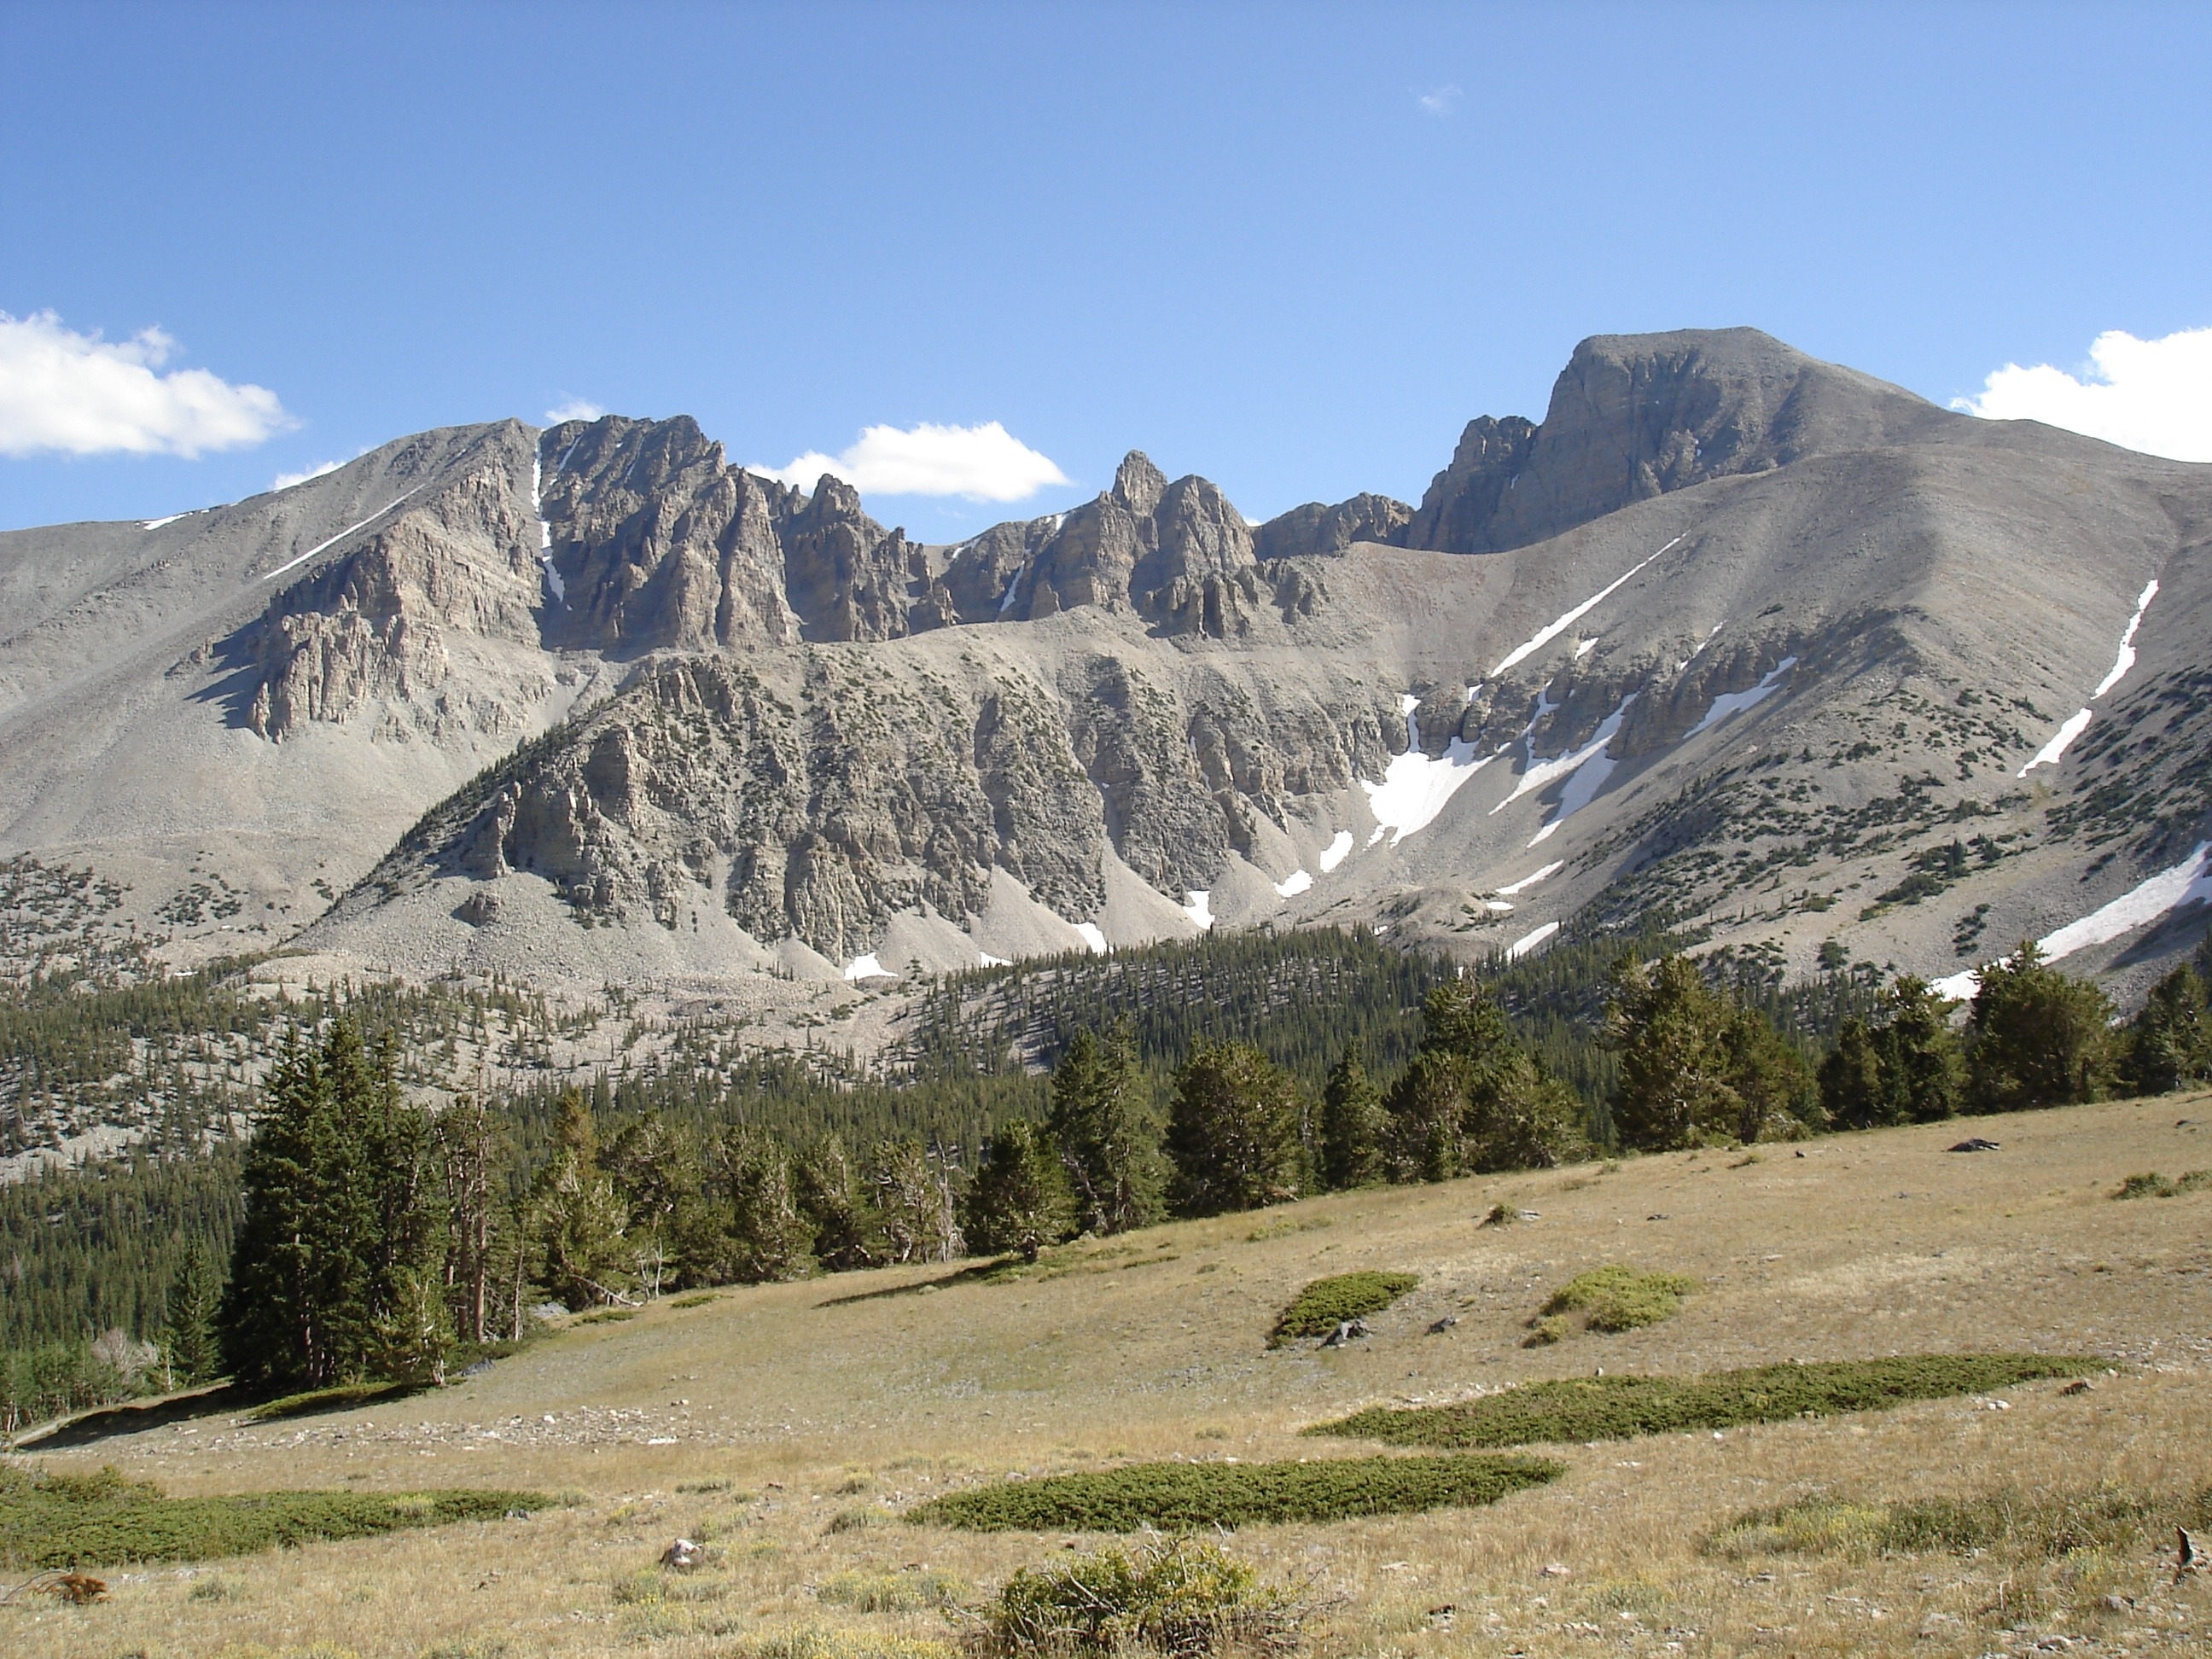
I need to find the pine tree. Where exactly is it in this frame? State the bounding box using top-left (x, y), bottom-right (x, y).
top-left (161, 1239), bottom-right (221, 1387)
top-left (1874, 975), bottom-right (1966, 1122)
top-left (433, 1091), bottom-right (498, 1344)
top-left (1819, 1017), bottom-right (1886, 1128)
top-left (2124, 963), bottom-right (2211, 1096)
top-left (527, 1091), bottom-right (633, 1308)
top-left (1967, 942), bottom-right (2119, 1112)
top-left (219, 1019), bottom-right (444, 1388)
top-left (1317, 1041), bottom-right (1385, 1190)
top-left (1607, 957), bottom-right (1743, 1151)
top-left (961, 1119), bottom-right (1074, 1262)
top-left (1045, 1028), bottom-right (1156, 1235)
top-left (870, 1138), bottom-right (964, 1264)
top-left (1384, 980), bottom-right (1586, 1175)
top-left (1720, 1007), bottom-right (1820, 1142)
top-left (794, 1132), bottom-right (876, 1272)
top-left (725, 1133), bottom-right (811, 1283)
top-left (1164, 1040), bottom-right (1303, 1218)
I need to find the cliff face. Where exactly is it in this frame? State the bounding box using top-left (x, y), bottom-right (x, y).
top-left (242, 422), bottom-right (548, 740)
top-left (1400, 328), bottom-right (1947, 554)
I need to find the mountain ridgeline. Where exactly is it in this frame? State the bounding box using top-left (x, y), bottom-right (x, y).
top-left (2, 324), bottom-right (2209, 1057)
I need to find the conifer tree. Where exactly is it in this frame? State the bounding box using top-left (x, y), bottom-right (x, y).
top-left (1818, 1016), bottom-right (1885, 1128)
top-left (725, 1133), bottom-right (811, 1282)
top-left (961, 1119), bottom-right (1074, 1262)
top-left (795, 1132), bottom-right (876, 1271)
top-left (1317, 1040), bottom-right (1385, 1190)
top-left (2124, 963), bottom-right (2211, 1096)
top-left (1607, 956), bottom-right (1743, 1150)
top-left (1874, 975), bottom-right (1966, 1122)
top-left (1383, 979), bottom-right (1586, 1175)
top-left (527, 1091), bottom-right (633, 1307)
top-left (870, 1138), bottom-right (964, 1264)
top-left (220, 1019), bottom-right (444, 1388)
top-left (1164, 1040), bottom-right (1303, 1217)
top-left (1045, 1028), bottom-right (1156, 1234)
top-left (1966, 942), bottom-right (2119, 1111)
top-left (161, 1239), bottom-right (221, 1387)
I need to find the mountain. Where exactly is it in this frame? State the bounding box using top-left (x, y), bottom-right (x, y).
top-left (3, 327), bottom-right (2209, 1033)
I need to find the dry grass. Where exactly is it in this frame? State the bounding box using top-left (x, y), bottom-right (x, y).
top-left (3, 1091), bottom-right (2209, 1656)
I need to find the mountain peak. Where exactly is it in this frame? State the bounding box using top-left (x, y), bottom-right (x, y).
top-left (1112, 451), bottom-right (1167, 518)
top-left (1403, 326), bottom-right (1947, 555)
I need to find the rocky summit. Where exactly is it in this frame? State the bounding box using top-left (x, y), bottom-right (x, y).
top-left (3, 327), bottom-right (2209, 1017)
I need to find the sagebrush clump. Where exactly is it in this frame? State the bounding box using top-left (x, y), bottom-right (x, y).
top-left (0, 1463), bottom-right (544, 1569)
top-left (975, 1536), bottom-right (1303, 1657)
top-left (908, 1452), bottom-right (1561, 1532)
top-left (1531, 1264), bottom-right (1701, 1338)
top-left (1312, 1354), bottom-right (2098, 1448)
top-left (2112, 1169), bottom-right (2210, 1200)
top-left (1710, 1482), bottom-right (2212, 1562)
top-left (1267, 1271), bottom-right (1418, 1346)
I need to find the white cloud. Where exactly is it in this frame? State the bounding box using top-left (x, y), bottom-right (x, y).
top-left (0, 309), bottom-right (291, 458)
top-left (544, 398), bottom-right (605, 424)
top-left (273, 458), bottom-right (345, 491)
top-left (1417, 84), bottom-right (1462, 116)
top-left (752, 420), bottom-right (1070, 502)
top-left (1954, 326), bottom-right (2212, 463)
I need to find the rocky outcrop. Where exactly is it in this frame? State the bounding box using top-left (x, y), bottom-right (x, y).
top-left (1400, 329), bottom-right (1947, 554)
top-left (1253, 492), bottom-right (1413, 561)
top-left (242, 423), bottom-right (546, 740)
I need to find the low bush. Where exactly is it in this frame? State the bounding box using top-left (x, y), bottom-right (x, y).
top-left (1267, 1272), bottom-right (1418, 1346)
top-left (976, 1536), bottom-right (1302, 1657)
top-left (817, 1567), bottom-right (968, 1612)
top-left (906, 1452), bottom-right (1561, 1532)
top-left (0, 1463), bottom-right (545, 1568)
top-left (725, 1630), bottom-right (958, 1659)
top-left (1538, 1265), bottom-right (1700, 1335)
top-left (1710, 1483), bottom-right (2211, 1561)
top-left (2113, 1169), bottom-right (2211, 1200)
top-left (1311, 1354), bottom-right (2098, 1448)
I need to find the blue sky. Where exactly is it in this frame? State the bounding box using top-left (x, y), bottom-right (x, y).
top-left (3, 1), bottom-right (2208, 539)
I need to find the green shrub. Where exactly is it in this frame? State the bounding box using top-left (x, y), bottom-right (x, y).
top-left (1538, 1265), bottom-right (1701, 1335)
top-left (1711, 1484), bottom-right (2209, 1561)
top-left (906, 1452), bottom-right (1560, 1532)
top-left (2113, 1170), bottom-right (2211, 1200)
top-left (0, 1464), bottom-right (545, 1568)
top-left (669, 1292), bottom-right (719, 1308)
top-left (576, 1307), bottom-right (638, 1324)
top-left (978, 1536), bottom-right (1302, 1657)
top-left (1267, 1272), bottom-right (1418, 1346)
top-left (817, 1567), bottom-right (968, 1612)
top-left (1312, 1354), bottom-right (2099, 1448)
top-left (725, 1629), bottom-right (958, 1659)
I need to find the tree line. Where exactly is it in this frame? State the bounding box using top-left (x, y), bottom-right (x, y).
top-left (8, 926), bottom-right (2207, 1421)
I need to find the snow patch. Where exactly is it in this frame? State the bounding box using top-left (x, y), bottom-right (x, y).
top-left (2018, 579), bottom-right (2163, 774)
top-left (1932, 839), bottom-right (2212, 1000)
top-left (1686, 656), bottom-right (1797, 738)
top-left (842, 953), bottom-right (893, 980)
top-left (1493, 691), bottom-right (1637, 845)
top-left (2092, 579), bottom-right (2159, 699)
top-left (1318, 830), bottom-right (1353, 872)
top-left (1181, 891), bottom-right (1215, 930)
top-left (979, 952), bottom-right (1011, 967)
top-left (1575, 637), bottom-right (1598, 658)
top-left (1273, 869), bottom-right (1313, 898)
top-left (998, 569), bottom-right (1022, 614)
top-left (1074, 923), bottom-right (1109, 955)
top-left (1485, 899), bottom-right (1515, 911)
top-left (1492, 536), bottom-right (1679, 677)
top-left (262, 486), bottom-right (424, 582)
top-left (1359, 692), bottom-right (1496, 847)
top-left (140, 511), bottom-right (197, 530)
top-left (1506, 921), bottom-right (1560, 960)
top-left (2017, 708), bottom-right (2093, 777)
top-left (1495, 860), bottom-right (1565, 896)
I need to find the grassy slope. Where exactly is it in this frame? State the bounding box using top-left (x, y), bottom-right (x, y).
top-left (7, 1091), bottom-right (2210, 1656)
